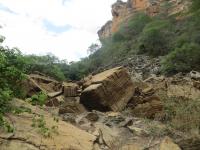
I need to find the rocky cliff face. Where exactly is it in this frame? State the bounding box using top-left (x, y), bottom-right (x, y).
top-left (98, 0), bottom-right (189, 39)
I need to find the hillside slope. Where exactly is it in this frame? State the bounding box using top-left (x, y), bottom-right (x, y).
top-left (67, 0), bottom-right (199, 80)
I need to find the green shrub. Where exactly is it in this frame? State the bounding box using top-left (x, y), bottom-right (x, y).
top-left (112, 31), bottom-right (126, 42)
top-left (0, 90), bottom-right (13, 114)
top-left (32, 115), bottom-right (58, 137)
top-left (162, 43), bottom-right (200, 74)
top-left (23, 54), bottom-right (66, 81)
top-left (0, 39), bottom-right (26, 131)
top-left (190, 0), bottom-right (200, 12)
top-left (56, 0), bottom-right (200, 78)
top-left (30, 92), bottom-right (48, 106)
top-left (138, 20), bottom-right (173, 56)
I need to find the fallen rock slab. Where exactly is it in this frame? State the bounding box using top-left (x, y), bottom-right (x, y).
top-left (80, 67), bottom-right (135, 111)
top-left (23, 74), bottom-right (62, 98)
top-left (130, 96), bottom-right (163, 119)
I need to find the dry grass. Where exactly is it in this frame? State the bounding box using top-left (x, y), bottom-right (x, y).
top-left (161, 95), bottom-right (200, 135)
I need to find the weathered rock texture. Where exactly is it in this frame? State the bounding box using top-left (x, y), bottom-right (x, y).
top-left (160, 137), bottom-right (181, 150)
top-left (63, 82), bottom-right (79, 97)
top-left (0, 99), bottom-right (96, 150)
top-left (98, 0), bottom-right (189, 39)
top-left (80, 67), bottom-right (135, 111)
top-left (24, 74), bottom-right (62, 98)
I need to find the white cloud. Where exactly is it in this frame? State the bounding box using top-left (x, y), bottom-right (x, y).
top-left (0, 0), bottom-right (116, 61)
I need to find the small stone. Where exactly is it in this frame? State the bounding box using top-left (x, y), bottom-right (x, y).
top-left (127, 126), bottom-right (148, 136)
top-left (190, 71), bottom-right (200, 80)
top-left (85, 112), bottom-right (99, 122)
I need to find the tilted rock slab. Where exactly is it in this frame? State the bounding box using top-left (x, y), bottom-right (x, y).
top-left (80, 67), bottom-right (135, 111)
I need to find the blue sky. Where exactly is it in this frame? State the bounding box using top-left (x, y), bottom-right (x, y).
top-left (0, 3), bottom-right (16, 14)
top-left (0, 0), bottom-right (117, 61)
top-left (43, 19), bottom-right (72, 34)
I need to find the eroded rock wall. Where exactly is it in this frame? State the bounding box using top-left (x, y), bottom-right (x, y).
top-left (98, 0), bottom-right (188, 39)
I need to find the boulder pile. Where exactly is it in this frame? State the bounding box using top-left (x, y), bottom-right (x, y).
top-left (2, 67), bottom-right (200, 150)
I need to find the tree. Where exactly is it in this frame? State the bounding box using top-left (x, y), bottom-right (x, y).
top-left (23, 54), bottom-right (66, 81)
top-left (190, 0), bottom-right (200, 12)
top-left (87, 43), bottom-right (100, 54)
top-left (0, 37), bottom-right (26, 130)
top-left (162, 43), bottom-right (200, 74)
top-left (138, 20), bottom-right (173, 56)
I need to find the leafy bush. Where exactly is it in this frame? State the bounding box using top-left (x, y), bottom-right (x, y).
top-left (0, 38), bottom-right (26, 131)
top-left (23, 54), bottom-right (66, 81)
top-left (190, 0), bottom-right (200, 12)
top-left (0, 47), bottom-right (26, 96)
top-left (32, 115), bottom-right (58, 137)
top-left (30, 92), bottom-right (48, 106)
top-left (162, 43), bottom-right (200, 74)
top-left (138, 20), bottom-right (173, 56)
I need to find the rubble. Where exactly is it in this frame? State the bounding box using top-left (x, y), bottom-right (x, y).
top-left (85, 112), bottom-right (99, 122)
top-left (9, 65), bottom-right (200, 150)
top-left (45, 95), bottom-right (65, 107)
top-left (92, 55), bottom-right (162, 79)
top-left (127, 126), bottom-right (148, 136)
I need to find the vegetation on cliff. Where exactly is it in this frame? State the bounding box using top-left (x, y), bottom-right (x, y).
top-left (68, 0), bottom-right (200, 77)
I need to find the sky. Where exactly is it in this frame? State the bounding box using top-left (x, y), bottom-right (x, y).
top-left (0, 0), bottom-right (120, 61)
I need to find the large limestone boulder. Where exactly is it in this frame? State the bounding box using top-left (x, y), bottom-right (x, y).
top-left (80, 67), bottom-right (135, 111)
